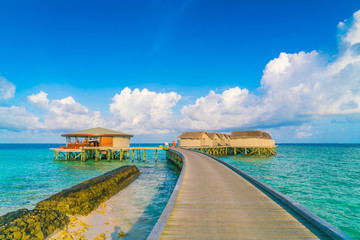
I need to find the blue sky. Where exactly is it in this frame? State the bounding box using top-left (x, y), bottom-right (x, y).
top-left (1, 0), bottom-right (360, 143)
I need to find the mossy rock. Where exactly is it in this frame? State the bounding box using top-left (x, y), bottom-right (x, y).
top-left (0, 208), bottom-right (69, 240)
top-left (35, 165), bottom-right (140, 216)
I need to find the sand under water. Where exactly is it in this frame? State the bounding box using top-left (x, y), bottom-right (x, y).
top-left (0, 144), bottom-right (179, 240)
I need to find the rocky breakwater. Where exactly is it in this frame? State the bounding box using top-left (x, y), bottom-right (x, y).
top-left (0, 209), bottom-right (68, 240)
top-left (0, 165), bottom-right (140, 239)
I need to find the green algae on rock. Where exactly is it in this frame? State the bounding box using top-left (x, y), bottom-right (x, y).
top-left (0, 208), bottom-right (69, 240)
top-left (35, 165), bottom-right (140, 216)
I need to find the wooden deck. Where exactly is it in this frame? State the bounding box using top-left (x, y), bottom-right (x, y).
top-left (158, 148), bottom-right (333, 240)
top-left (50, 147), bottom-right (164, 162)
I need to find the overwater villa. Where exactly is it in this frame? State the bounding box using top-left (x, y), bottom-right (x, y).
top-left (178, 130), bottom-right (276, 156)
top-left (218, 133), bottom-right (231, 146)
top-left (178, 130), bottom-right (275, 148)
top-left (52, 127), bottom-right (165, 162)
top-left (61, 127), bottom-right (133, 149)
top-left (177, 131), bottom-right (212, 147)
top-left (229, 130), bottom-right (275, 147)
top-left (207, 132), bottom-right (221, 146)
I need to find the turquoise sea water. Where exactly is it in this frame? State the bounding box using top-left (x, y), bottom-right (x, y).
top-left (0, 143), bottom-right (179, 238)
top-left (220, 144), bottom-right (360, 240)
top-left (1, 144), bottom-right (359, 239)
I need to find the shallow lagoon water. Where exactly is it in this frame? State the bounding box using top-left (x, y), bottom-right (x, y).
top-left (0, 143), bottom-right (179, 238)
top-left (219, 144), bottom-right (360, 240)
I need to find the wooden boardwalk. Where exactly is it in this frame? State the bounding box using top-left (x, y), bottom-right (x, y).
top-left (159, 148), bottom-right (332, 240)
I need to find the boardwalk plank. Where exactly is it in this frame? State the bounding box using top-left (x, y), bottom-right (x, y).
top-left (160, 148), bottom-right (331, 240)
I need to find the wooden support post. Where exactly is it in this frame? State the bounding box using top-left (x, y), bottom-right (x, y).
top-left (143, 149), bottom-right (146, 162)
top-left (127, 150), bottom-right (129, 159)
top-left (107, 150), bottom-right (111, 162)
top-left (120, 150), bottom-right (123, 162)
top-left (234, 148), bottom-right (237, 155)
top-left (155, 149), bottom-right (157, 162)
top-left (132, 149), bottom-right (134, 162)
top-left (245, 148), bottom-right (247, 155)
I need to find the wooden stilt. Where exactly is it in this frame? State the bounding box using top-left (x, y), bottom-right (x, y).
top-left (155, 149), bottom-right (157, 162)
top-left (132, 149), bottom-right (134, 162)
top-left (143, 149), bottom-right (146, 162)
top-left (107, 150), bottom-right (111, 162)
top-left (95, 150), bottom-right (99, 161)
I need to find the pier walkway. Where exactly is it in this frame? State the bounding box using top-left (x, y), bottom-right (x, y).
top-left (150, 148), bottom-right (348, 240)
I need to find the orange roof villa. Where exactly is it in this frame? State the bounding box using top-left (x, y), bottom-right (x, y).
top-left (61, 127), bottom-right (133, 149)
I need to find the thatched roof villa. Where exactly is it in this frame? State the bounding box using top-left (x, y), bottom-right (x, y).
top-left (178, 130), bottom-right (274, 148)
top-left (61, 127), bottom-right (133, 149)
top-left (218, 133), bottom-right (230, 146)
top-left (177, 131), bottom-right (212, 147)
top-left (230, 130), bottom-right (275, 147)
top-left (207, 133), bottom-right (221, 146)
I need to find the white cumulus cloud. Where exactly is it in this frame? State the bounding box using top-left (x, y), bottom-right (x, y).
top-left (28, 91), bottom-right (49, 108)
top-left (0, 77), bottom-right (16, 100)
top-left (0, 106), bottom-right (43, 130)
top-left (44, 96), bottom-right (106, 130)
top-left (181, 9), bottom-right (360, 131)
top-left (26, 91), bottom-right (106, 131)
top-left (110, 87), bottom-right (181, 134)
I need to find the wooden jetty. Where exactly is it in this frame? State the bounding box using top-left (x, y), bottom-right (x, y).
top-left (148, 148), bottom-right (352, 240)
top-left (50, 147), bottom-right (164, 162)
top-left (184, 145), bottom-right (277, 156)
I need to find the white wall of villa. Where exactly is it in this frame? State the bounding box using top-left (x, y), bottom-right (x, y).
top-left (220, 137), bottom-right (230, 146)
top-left (230, 138), bottom-right (275, 147)
top-left (211, 135), bottom-right (221, 146)
top-left (178, 139), bottom-right (202, 147)
top-left (113, 137), bottom-right (131, 148)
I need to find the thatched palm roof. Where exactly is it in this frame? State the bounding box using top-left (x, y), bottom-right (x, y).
top-left (218, 133), bottom-right (231, 139)
top-left (61, 127), bottom-right (133, 137)
top-left (178, 131), bottom-right (209, 139)
top-left (230, 130), bottom-right (272, 139)
top-left (207, 133), bottom-right (220, 139)
top-left (218, 133), bottom-right (226, 139)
